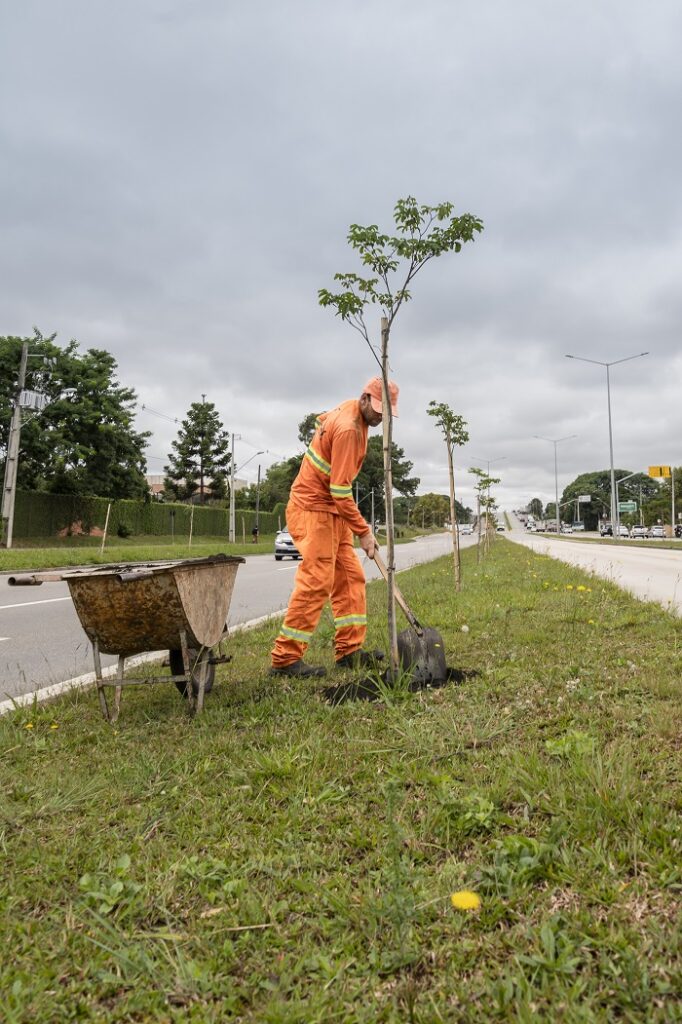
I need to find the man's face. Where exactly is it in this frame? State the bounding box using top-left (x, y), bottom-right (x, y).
top-left (360, 394), bottom-right (382, 427)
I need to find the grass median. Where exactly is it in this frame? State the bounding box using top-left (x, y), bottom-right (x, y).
top-left (1, 539), bottom-right (680, 1021)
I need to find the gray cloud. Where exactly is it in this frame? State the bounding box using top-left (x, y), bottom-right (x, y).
top-left (2, 0), bottom-right (681, 509)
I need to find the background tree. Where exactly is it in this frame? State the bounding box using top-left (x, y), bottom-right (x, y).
top-left (427, 400), bottom-right (469, 590)
top-left (528, 497), bottom-right (544, 519)
top-left (239, 456), bottom-right (302, 513)
top-left (411, 493), bottom-right (450, 528)
top-left (355, 436), bottom-right (419, 522)
top-left (164, 399), bottom-right (231, 503)
top-left (560, 469), bottom-right (659, 530)
top-left (297, 412), bottom-right (319, 447)
top-left (319, 196), bottom-right (482, 669)
top-left (1, 331), bottom-right (150, 498)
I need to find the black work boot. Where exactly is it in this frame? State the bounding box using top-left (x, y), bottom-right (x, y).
top-left (335, 649), bottom-right (385, 670)
top-left (269, 659), bottom-right (327, 679)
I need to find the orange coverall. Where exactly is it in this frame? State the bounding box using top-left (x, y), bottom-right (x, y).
top-left (271, 399), bottom-right (372, 668)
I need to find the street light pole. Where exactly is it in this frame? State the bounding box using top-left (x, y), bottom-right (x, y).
top-left (1, 342), bottom-right (29, 548)
top-left (533, 434), bottom-right (576, 535)
top-left (614, 470), bottom-right (638, 535)
top-left (566, 351), bottom-right (648, 538)
top-left (229, 442), bottom-right (263, 544)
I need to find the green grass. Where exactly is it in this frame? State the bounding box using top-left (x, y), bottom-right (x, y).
top-left (0, 537), bottom-right (277, 571)
top-left (0, 529), bottom-right (423, 572)
top-left (1, 540), bottom-right (680, 1021)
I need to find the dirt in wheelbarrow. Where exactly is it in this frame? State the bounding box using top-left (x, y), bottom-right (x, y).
top-left (321, 665), bottom-right (479, 705)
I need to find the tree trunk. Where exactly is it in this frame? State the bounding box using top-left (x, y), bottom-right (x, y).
top-left (380, 317), bottom-right (398, 673)
top-left (476, 492), bottom-right (482, 564)
top-left (447, 441), bottom-right (461, 590)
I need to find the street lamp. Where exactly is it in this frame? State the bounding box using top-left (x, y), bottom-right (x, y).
top-left (533, 435), bottom-right (576, 536)
top-left (614, 470), bottom-right (638, 535)
top-left (229, 444), bottom-right (264, 543)
top-left (565, 351), bottom-right (648, 538)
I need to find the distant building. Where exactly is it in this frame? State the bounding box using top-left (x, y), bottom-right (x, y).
top-left (144, 475), bottom-right (247, 502)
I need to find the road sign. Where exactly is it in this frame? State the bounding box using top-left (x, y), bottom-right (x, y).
top-left (649, 465), bottom-right (671, 478)
top-left (578, 494), bottom-right (591, 502)
top-left (618, 501), bottom-right (637, 513)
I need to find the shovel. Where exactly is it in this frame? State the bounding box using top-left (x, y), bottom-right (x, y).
top-left (373, 551), bottom-right (447, 684)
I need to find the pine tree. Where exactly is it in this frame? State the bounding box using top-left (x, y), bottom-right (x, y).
top-left (164, 400), bottom-right (231, 503)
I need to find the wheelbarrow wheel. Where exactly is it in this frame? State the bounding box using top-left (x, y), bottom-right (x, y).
top-left (169, 648), bottom-right (216, 698)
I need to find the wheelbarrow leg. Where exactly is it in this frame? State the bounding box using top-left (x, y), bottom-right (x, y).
top-left (93, 639), bottom-right (111, 723)
top-left (195, 646), bottom-right (208, 715)
top-left (111, 656), bottom-right (124, 723)
top-left (179, 630), bottom-right (196, 715)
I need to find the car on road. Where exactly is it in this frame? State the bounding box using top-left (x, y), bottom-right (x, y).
top-left (599, 523), bottom-right (628, 537)
top-left (275, 528), bottom-right (301, 561)
top-left (460, 524), bottom-right (473, 536)
top-left (649, 525), bottom-right (666, 539)
top-left (560, 523), bottom-right (573, 534)
top-left (572, 522), bottom-right (585, 532)
top-left (631, 524), bottom-right (648, 539)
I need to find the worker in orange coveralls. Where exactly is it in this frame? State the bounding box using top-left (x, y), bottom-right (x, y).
top-left (270, 377), bottom-right (399, 678)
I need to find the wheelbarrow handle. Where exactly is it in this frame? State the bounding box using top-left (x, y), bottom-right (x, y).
top-left (372, 551), bottom-right (424, 636)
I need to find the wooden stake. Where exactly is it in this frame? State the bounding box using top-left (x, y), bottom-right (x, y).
top-left (380, 317), bottom-right (399, 672)
top-left (99, 503), bottom-right (111, 557)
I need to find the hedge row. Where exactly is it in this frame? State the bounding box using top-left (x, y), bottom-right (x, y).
top-left (13, 491), bottom-right (287, 540)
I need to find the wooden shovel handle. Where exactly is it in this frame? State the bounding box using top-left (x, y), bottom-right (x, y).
top-left (372, 551), bottom-right (423, 635)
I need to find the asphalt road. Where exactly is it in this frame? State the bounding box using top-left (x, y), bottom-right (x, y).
top-left (508, 517), bottom-right (682, 615)
top-left (0, 532), bottom-right (473, 702)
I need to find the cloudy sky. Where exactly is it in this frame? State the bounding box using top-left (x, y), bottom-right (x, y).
top-left (2, 0), bottom-right (681, 512)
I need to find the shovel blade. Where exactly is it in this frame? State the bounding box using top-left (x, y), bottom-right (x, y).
top-left (397, 627), bottom-right (447, 683)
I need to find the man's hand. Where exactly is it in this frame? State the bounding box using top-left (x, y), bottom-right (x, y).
top-left (359, 531), bottom-right (378, 559)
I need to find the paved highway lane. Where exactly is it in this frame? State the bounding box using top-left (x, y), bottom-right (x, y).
top-left (0, 532), bottom-right (473, 702)
top-left (509, 520), bottom-right (682, 616)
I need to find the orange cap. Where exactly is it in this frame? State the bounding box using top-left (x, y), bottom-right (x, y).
top-left (363, 377), bottom-right (399, 417)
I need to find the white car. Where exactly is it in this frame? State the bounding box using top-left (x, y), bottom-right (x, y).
top-left (649, 525), bottom-right (666, 539)
top-left (274, 529), bottom-right (301, 561)
top-left (560, 524), bottom-right (573, 534)
top-left (460, 524), bottom-right (473, 536)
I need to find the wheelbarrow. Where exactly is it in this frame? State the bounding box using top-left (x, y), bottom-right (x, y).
top-left (8, 554), bottom-right (245, 721)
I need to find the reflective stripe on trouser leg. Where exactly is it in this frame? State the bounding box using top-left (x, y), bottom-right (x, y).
top-left (331, 520), bottom-right (367, 660)
top-left (271, 505), bottom-right (336, 668)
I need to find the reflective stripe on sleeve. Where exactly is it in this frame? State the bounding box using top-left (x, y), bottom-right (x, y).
top-left (330, 483), bottom-right (353, 498)
top-left (304, 445), bottom-right (331, 476)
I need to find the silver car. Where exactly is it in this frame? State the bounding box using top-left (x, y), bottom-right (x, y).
top-left (275, 528), bottom-right (301, 561)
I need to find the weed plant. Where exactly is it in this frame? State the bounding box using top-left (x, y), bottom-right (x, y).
top-left (0, 541), bottom-right (680, 1021)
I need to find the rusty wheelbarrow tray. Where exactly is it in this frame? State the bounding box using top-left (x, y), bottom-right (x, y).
top-left (9, 554), bottom-right (245, 721)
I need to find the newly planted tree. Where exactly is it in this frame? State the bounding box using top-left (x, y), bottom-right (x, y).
top-left (427, 401), bottom-right (469, 590)
top-left (469, 467), bottom-right (500, 561)
top-left (319, 197), bottom-right (482, 668)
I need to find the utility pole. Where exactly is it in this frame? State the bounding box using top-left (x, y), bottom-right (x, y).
top-left (2, 341), bottom-right (29, 548)
top-left (229, 433), bottom-right (238, 543)
top-left (255, 463), bottom-right (261, 533)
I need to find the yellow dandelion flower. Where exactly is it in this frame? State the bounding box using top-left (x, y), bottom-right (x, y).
top-left (24, 722), bottom-right (34, 730)
top-left (577, 585), bottom-right (586, 592)
top-left (450, 890), bottom-right (481, 912)
top-left (588, 619), bottom-right (595, 624)
top-left (586, 588), bottom-right (592, 592)
top-left (50, 724), bottom-right (59, 730)
top-left (566, 585), bottom-right (574, 590)
top-left (553, 586), bottom-right (559, 591)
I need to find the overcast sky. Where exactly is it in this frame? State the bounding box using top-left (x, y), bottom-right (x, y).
top-left (2, 0), bottom-right (681, 512)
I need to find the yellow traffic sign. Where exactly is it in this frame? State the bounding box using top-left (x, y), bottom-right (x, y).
top-left (648, 465), bottom-right (671, 478)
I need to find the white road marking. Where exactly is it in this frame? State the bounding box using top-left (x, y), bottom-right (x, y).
top-left (0, 596), bottom-right (72, 611)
